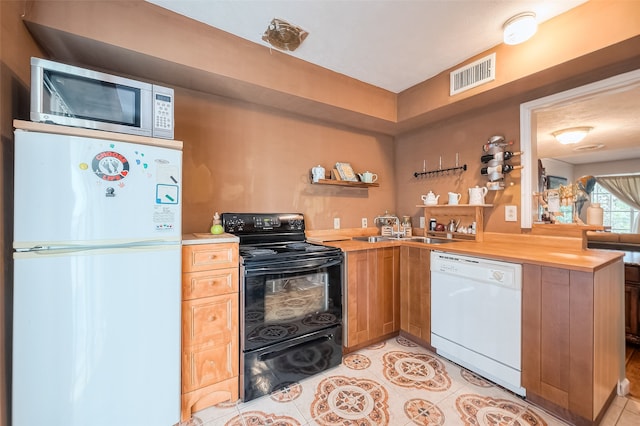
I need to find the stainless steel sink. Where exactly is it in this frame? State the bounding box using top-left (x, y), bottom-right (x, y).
top-left (352, 235), bottom-right (456, 244)
top-left (398, 236), bottom-right (456, 244)
top-left (351, 236), bottom-right (392, 243)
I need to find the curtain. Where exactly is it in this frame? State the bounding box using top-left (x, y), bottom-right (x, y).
top-left (596, 175), bottom-right (640, 233)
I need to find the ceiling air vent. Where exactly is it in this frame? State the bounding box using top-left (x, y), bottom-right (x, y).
top-left (450, 53), bottom-right (496, 96)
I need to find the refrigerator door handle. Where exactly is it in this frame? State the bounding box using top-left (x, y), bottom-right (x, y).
top-left (16, 240), bottom-right (180, 253)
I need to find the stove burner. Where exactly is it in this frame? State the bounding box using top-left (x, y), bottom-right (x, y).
top-left (305, 245), bottom-right (329, 252)
top-left (242, 248), bottom-right (278, 257)
top-left (287, 242), bottom-right (311, 250)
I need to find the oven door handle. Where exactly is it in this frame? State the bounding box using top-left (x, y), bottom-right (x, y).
top-left (258, 334), bottom-right (333, 362)
top-left (245, 257), bottom-right (343, 276)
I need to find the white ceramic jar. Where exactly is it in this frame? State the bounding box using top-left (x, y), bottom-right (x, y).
top-left (587, 202), bottom-right (604, 226)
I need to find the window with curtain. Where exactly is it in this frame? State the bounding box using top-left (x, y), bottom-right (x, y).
top-left (593, 174), bottom-right (640, 233)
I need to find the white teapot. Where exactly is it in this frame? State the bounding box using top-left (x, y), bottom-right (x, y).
top-left (358, 171), bottom-right (378, 183)
top-left (468, 185), bottom-right (488, 205)
top-left (421, 191), bottom-right (440, 205)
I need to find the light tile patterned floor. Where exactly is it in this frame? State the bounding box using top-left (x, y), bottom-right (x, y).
top-left (186, 336), bottom-right (640, 425)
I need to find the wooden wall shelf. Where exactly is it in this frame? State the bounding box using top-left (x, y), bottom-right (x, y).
top-left (313, 179), bottom-right (379, 188)
top-left (417, 204), bottom-right (492, 242)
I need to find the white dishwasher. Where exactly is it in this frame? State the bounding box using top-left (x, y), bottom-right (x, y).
top-left (430, 251), bottom-right (525, 396)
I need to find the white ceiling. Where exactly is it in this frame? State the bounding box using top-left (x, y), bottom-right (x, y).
top-left (148, 0), bottom-right (586, 93)
top-left (535, 83), bottom-right (640, 165)
top-left (147, 0), bottom-right (639, 166)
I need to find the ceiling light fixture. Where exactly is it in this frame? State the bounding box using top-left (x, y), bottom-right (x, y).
top-left (552, 126), bottom-right (594, 145)
top-left (503, 12), bottom-right (537, 45)
top-left (262, 18), bottom-right (308, 52)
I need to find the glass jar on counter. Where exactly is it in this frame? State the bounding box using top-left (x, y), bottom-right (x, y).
top-left (402, 216), bottom-right (412, 237)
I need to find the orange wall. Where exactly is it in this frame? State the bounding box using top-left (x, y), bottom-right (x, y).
top-left (177, 88), bottom-right (396, 233)
top-left (395, 101), bottom-right (523, 234)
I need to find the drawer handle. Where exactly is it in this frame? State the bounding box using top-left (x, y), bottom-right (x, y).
top-left (208, 316), bottom-right (217, 322)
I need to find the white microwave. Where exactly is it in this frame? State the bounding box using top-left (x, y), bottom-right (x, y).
top-left (30, 57), bottom-right (174, 139)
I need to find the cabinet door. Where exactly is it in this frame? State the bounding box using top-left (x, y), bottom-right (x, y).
top-left (182, 294), bottom-right (238, 392)
top-left (182, 243), bottom-right (238, 272)
top-left (182, 267), bottom-right (238, 300)
top-left (377, 247), bottom-right (400, 336)
top-left (626, 283), bottom-right (640, 338)
top-left (521, 264), bottom-right (594, 419)
top-left (183, 293), bottom-right (237, 347)
top-left (400, 246), bottom-right (431, 342)
top-left (346, 250), bottom-right (377, 347)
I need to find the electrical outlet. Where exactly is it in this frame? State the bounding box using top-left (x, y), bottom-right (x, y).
top-left (334, 218), bottom-right (340, 229)
top-left (505, 205), bottom-right (517, 222)
top-left (361, 218), bottom-right (368, 228)
top-left (419, 217), bottom-right (426, 228)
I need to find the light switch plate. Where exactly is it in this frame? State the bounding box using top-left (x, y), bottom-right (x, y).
top-left (419, 217), bottom-right (426, 228)
top-left (505, 205), bottom-right (517, 222)
top-left (334, 218), bottom-right (341, 229)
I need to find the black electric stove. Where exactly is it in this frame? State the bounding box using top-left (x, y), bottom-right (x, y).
top-left (222, 213), bottom-right (342, 264)
top-left (222, 212), bottom-right (344, 402)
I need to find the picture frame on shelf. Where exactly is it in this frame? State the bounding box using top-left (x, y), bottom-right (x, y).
top-left (335, 162), bottom-right (357, 182)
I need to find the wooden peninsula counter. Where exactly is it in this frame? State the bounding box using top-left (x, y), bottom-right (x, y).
top-left (312, 230), bottom-right (625, 426)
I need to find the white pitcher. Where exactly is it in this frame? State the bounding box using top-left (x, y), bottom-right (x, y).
top-left (468, 185), bottom-right (488, 205)
top-left (448, 192), bottom-right (462, 205)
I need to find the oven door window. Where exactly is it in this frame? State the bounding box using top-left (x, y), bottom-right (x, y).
top-left (265, 272), bottom-right (328, 322)
top-left (244, 260), bottom-right (342, 351)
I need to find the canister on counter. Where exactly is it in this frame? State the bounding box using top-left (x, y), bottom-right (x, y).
top-left (402, 216), bottom-right (412, 237)
top-left (429, 218), bottom-right (437, 231)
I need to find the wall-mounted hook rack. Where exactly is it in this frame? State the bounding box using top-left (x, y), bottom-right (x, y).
top-left (414, 154), bottom-right (466, 179)
top-left (414, 164), bottom-right (467, 178)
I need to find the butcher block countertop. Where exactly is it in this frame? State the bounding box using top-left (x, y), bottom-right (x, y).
top-left (317, 231), bottom-right (623, 273)
top-left (182, 233), bottom-right (239, 245)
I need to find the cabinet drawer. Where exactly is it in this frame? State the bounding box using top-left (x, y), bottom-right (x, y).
top-left (183, 268), bottom-right (238, 300)
top-left (183, 294), bottom-right (238, 347)
top-left (182, 341), bottom-right (238, 392)
top-left (626, 265), bottom-right (640, 284)
top-left (182, 243), bottom-right (238, 272)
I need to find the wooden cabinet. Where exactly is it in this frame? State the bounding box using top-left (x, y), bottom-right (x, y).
top-left (399, 246), bottom-right (431, 345)
top-left (417, 204), bottom-right (491, 241)
top-left (345, 247), bottom-right (399, 349)
top-left (625, 263), bottom-right (640, 344)
top-left (181, 243), bottom-right (239, 422)
top-left (521, 261), bottom-right (624, 424)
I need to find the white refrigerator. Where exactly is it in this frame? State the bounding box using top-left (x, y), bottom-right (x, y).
top-left (12, 129), bottom-right (182, 426)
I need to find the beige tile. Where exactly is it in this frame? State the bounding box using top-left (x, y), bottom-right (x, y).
top-left (191, 400), bottom-right (240, 425)
top-left (600, 395), bottom-right (627, 426)
top-left (624, 397), bottom-right (640, 415)
top-left (615, 409), bottom-right (640, 426)
top-left (234, 396), bottom-right (307, 426)
top-left (229, 337), bottom-right (640, 426)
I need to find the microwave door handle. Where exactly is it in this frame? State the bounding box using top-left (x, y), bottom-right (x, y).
top-left (245, 257), bottom-right (342, 275)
